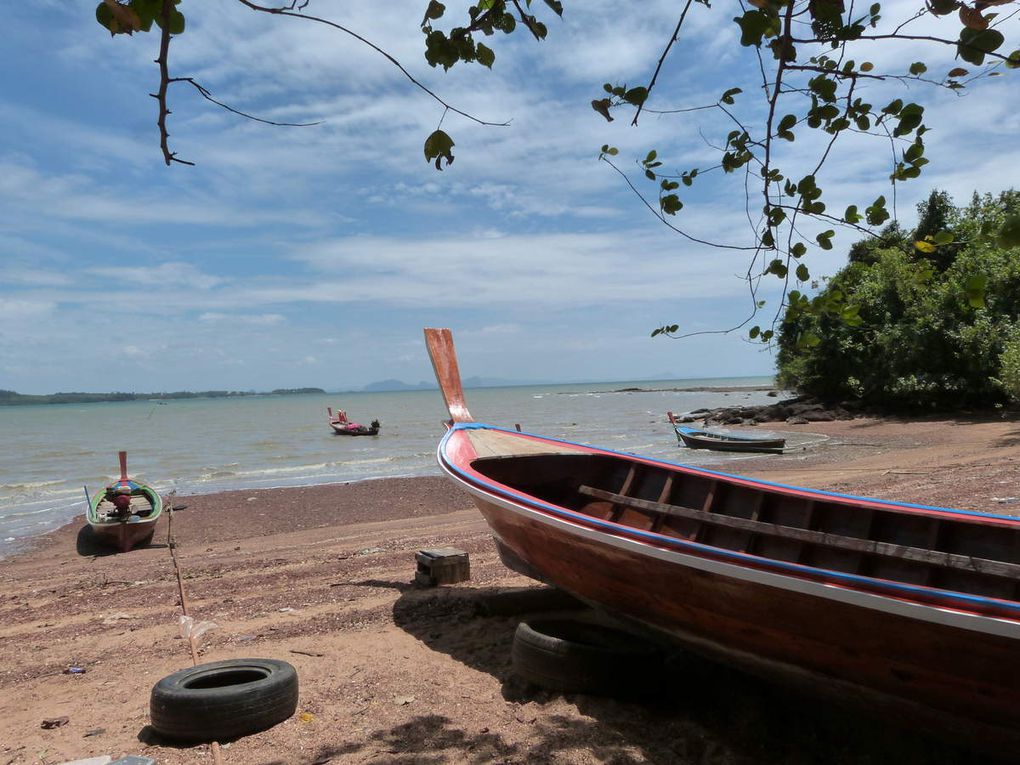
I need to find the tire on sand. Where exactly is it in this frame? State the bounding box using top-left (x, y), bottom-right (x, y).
top-left (511, 618), bottom-right (660, 696)
top-left (150, 658), bottom-right (298, 742)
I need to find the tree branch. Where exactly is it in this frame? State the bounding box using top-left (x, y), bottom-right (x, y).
top-left (152, 0), bottom-right (193, 166)
top-left (168, 77), bottom-right (323, 127)
top-left (236, 0), bottom-right (510, 128)
top-left (632, 0), bottom-right (696, 127)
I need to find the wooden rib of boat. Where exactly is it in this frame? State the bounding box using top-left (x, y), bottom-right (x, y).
top-left (667, 412), bottom-right (786, 453)
top-left (424, 327), bottom-right (1020, 748)
top-left (86, 451), bottom-right (162, 553)
top-left (327, 407), bottom-right (380, 436)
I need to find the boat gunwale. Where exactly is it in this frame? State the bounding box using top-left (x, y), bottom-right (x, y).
top-left (439, 422), bottom-right (1020, 625)
top-left (676, 425), bottom-right (786, 445)
top-left (87, 483), bottom-right (163, 526)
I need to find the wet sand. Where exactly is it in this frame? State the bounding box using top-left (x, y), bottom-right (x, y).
top-left (2, 416), bottom-right (1020, 765)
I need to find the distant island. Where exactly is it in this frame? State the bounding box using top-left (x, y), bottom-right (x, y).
top-left (360, 379), bottom-right (435, 392)
top-left (358, 376), bottom-right (524, 392)
top-left (0, 388), bottom-right (326, 406)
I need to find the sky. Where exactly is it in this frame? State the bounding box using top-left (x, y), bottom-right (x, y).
top-left (1, 2), bottom-right (1017, 393)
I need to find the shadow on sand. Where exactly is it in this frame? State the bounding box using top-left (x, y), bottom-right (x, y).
top-left (75, 523), bottom-right (167, 557)
top-left (288, 582), bottom-right (991, 765)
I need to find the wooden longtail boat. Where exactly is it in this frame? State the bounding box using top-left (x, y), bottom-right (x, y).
top-left (86, 451), bottom-right (162, 552)
top-left (425, 327), bottom-right (1020, 747)
top-left (667, 412), bottom-right (786, 453)
top-left (327, 407), bottom-right (380, 436)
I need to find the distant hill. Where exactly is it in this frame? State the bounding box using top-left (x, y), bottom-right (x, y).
top-left (0, 388), bottom-right (325, 406)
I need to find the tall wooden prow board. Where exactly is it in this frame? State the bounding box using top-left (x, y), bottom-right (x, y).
top-left (424, 328), bottom-right (474, 424)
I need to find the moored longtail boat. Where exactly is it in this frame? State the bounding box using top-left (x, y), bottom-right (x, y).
top-left (87, 451), bottom-right (163, 552)
top-left (425, 327), bottom-right (1020, 747)
top-left (667, 412), bottom-right (786, 453)
top-left (327, 407), bottom-right (380, 436)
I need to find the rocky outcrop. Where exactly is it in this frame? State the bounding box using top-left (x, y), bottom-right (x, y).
top-left (672, 395), bottom-right (861, 426)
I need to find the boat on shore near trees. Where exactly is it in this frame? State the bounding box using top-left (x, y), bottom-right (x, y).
top-left (424, 326), bottom-right (1020, 750)
top-left (86, 451), bottom-right (163, 552)
top-left (327, 407), bottom-right (380, 436)
top-left (667, 411), bottom-right (786, 453)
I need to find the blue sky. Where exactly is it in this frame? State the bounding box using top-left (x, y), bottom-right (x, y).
top-left (1, 2), bottom-right (1017, 393)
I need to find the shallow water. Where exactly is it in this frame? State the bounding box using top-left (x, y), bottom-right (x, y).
top-left (0, 377), bottom-right (784, 557)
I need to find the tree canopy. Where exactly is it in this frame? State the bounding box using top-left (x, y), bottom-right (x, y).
top-left (776, 189), bottom-right (1020, 407)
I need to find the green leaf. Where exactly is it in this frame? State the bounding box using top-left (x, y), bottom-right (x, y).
top-left (425, 1), bottom-right (446, 20)
top-left (424, 129), bottom-right (455, 170)
top-left (720, 87), bottom-right (743, 105)
top-left (543, 0), bottom-right (564, 16)
top-left (798, 331), bottom-right (822, 348)
top-left (1007, 51), bottom-right (1020, 70)
top-left (998, 214), bottom-right (1020, 248)
top-left (734, 10), bottom-right (769, 47)
top-left (749, 326), bottom-right (760, 339)
top-left (796, 264), bottom-right (810, 281)
top-left (591, 98), bottom-right (614, 122)
top-left (908, 61), bottom-right (927, 75)
top-left (958, 28), bottom-right (1005, 66)
top-left (964, 274), bottom-right (987, 308)
top-left (476, 42), bottom-right (495, 68)
top-left (624, 87), bottom-right (648, 106)
top-left (661, 194), bottom-right (683, 215)
top-left (933, 230), bottom-right (955, 245)
top-left (792, 242), bottom-right (807, 258)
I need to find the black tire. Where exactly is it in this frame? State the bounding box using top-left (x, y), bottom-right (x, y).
top-left (511, 619), bottom-right (661, 696)
top-left (150, 658), bottom-right (298, 742)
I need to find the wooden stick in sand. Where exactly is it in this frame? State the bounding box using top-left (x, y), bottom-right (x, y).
top-left (165, 491), bottom-right (225, 765)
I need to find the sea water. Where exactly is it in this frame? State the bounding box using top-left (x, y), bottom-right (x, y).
top-left (0, 377), bottom-right (783, 557)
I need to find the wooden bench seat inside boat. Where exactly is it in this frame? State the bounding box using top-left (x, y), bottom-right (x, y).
top-left (470, 453), bottom-right (1020, 602)
top-left (95, 494), bottom-right (155, 520)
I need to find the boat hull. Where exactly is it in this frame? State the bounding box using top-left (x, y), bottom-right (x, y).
top-left (87, 477), bottom-right (163, 554)
top-left (436, 424), bottom-right (1020, 748)
top-left (676, 427), bottom-right (785, 453)
top-left (88, 518), bottom-right (159, 553)
top-left (467, 484), bottom-right (1020, 744)
top-left (329, 424), bottom-right (379, 436)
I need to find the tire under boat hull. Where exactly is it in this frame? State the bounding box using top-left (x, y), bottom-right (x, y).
top-left (467, 488), bottom-right (1020, 748)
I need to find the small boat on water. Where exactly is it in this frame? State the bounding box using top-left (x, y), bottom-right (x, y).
top-left (86, 451), bottom-right (163, 552)
top-left (424, 327), bottom-right (1020, 748)
top-left (667, 411), bottom-right (786, 453)
top-left (327, 407), bottom-right (380, 436)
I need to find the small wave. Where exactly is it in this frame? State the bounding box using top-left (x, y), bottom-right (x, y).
top-left (342, 456), bottom-right (397, 466)
top-left (0, 478), bottom-right (67, 492)
top-left (231, 463), bottom-right (330, 479)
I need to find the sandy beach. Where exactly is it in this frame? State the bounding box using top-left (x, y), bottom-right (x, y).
top-left (3, 415), bottom-right (1020, 765)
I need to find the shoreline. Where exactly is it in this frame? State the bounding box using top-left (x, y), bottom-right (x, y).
top-left (3, 416), bottom-right (1020, 764)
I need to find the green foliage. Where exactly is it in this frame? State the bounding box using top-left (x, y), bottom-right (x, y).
top-left (424, 129), bottom-right (455, 170)
top-left (777, 190), bottom-right (1020, 407)
top-left (96, 0), bottom-right (182, 35)
top-left (998, 326), bottom-right (1020, 403)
